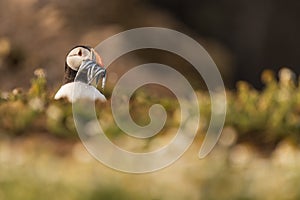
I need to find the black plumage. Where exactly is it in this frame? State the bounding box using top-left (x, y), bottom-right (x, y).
top-left (64, 64), bottom-right (77, 84)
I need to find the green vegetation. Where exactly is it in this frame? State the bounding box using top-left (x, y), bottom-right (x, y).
top-left (1, 68), bottom-right (300, 200)
top-left (2, 68), bottom-right (300, 146)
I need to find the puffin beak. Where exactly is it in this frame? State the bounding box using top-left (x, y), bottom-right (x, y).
top-left (91, 49), bottom-right (106, 90)
top-left (91, 48), bottom-right (103, 67)
top-left (76, 49), bottom-right (106, 90)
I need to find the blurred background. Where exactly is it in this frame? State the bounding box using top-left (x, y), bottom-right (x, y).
top-left (1, 0), bottom-right (300, 200)
top-left (1, 0), bottom-right (299, 90)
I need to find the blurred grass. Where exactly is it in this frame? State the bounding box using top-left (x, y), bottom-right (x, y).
top-left (226, 68), bottom-right (300, 149)
top-left (1, 134), bottom-right (300, 200)
top-left (1, 68), bottom-right (300, 200)
top-left (1, 67), bottom-right (300, 147)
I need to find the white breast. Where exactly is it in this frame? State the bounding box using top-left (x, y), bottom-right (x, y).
top-left (54, 82), bottom-right (106, 103)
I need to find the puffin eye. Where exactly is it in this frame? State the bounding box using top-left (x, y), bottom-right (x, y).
top-left (78, 49), bottom-right (82, 56)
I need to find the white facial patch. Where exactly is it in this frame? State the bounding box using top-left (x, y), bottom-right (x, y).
top-left (66, 47), bottom-right (91, 71)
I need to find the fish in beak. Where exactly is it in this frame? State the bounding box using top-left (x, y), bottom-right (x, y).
top-left (54, 46), bottom-right (107, 102)
top-left (76, 48), bottom-right (106, 90)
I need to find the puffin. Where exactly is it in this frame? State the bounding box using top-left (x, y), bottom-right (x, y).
top-left (54, 46), bottom-right (107, 102)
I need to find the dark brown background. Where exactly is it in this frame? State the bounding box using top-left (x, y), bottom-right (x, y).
top-left (0, 0), bottom-right (299, 90)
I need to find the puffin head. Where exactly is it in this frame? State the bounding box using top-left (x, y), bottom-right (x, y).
top-left (54, 45), bottom-right (107, 102)
top-left (64, 46), bottom-right (103, 84)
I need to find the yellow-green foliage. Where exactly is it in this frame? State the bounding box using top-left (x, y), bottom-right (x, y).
top-left (1, 68), bottom-right (300, 146)
top-left (2, 68), bottom-right (300, 200)
top-left (226, 68), bottom-right (300, 144)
